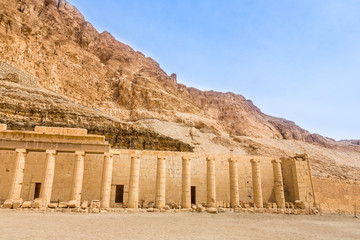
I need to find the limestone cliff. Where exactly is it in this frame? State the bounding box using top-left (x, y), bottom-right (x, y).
top-left (0, 0), bottom-right (312, 141)
top-left (0, 0), bottom-right (359, 180)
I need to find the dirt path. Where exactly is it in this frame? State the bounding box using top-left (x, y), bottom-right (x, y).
top-left (0, 211), bottom-right (359, 240)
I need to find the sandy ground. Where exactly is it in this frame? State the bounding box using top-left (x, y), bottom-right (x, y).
top-left (0, 211), bottom-right (359, 240)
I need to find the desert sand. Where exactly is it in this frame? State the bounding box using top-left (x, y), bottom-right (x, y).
top-left (0, 211), bottom-right (359, 240)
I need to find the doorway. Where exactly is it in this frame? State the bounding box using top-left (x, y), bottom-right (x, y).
top-left (115, 185), bottom-right (124, 203)
top-left (191, 186), bottom-right (196, 205)
top-left (34, 183), bottom-right (41, 199)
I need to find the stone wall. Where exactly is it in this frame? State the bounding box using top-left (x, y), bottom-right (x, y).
top-left (314, 177), bottom-right (360, 213)
top-left (0, 61), bottom-right (39, 87)
top-left (282, 156), bottom-right (314, 206)
top-left (0, 149), bottom-right (279, 207)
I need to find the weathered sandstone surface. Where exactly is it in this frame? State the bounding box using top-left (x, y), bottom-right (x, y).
top-left (0, 0), bottom-right (359, 179)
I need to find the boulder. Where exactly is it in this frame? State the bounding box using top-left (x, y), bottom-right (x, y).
top-left (172, 203), bottom-right (180, 209)
top-left (32, 199), bottom-right (43, 208)
top-left (90, 200), bottom-right (100, 209)
top-left (196, 204), bottom-right (206, 213)
top-left (206, 207), bottom-right (217, 214)
top-left (68, 200), bottom-right (78, 208)
top-left (147, 207), bottom-right (154, 212)
top-left (13, 198), bottom-right (24, 209)
top-left (163, 205), bottom-right (171, 211)
top-left (81, 201), bottom-right (88, 209)
top-left (22, 201), bottom-right (32, 208)
top-left (218, 207), bottom-right (226, 213)
top-left (3, 199), bottom-right (13, 209)
top-left (48, 203), bottom-right (58, 208)
top-left (295, 200), bottom-right (306, 209)
top-left (58, 202), bottom-right (68, 208)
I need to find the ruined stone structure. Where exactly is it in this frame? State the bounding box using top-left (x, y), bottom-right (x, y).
top-left (0, 125), bottom-right (326, 211)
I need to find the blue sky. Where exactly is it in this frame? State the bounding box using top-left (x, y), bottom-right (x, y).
top-left (68, 0), bottom-right (360, 140)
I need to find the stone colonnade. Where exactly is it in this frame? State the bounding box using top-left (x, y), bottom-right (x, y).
top-left (6, 150), bottom-right (288, 209)
top-left (6, 149), bottom-right (114, 208)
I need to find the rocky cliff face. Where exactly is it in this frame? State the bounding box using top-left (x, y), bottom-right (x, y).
top-left (0, 0), bottom-right (314, 141)
top-left (0, 0), bottom-right (359, 179)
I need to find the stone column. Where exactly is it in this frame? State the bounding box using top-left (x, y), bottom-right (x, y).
top-left (181, 157), bottom-right (191, 209)
top-left (100, 153), bottom-right (113, 209)
top-left (8, 149), bottom-right (27, 200)
top-left (128, 156), bottom-right (141, 208)
top-left (70, 151), bottom-right (85, 203)
top-left (206, 157), bottom-right (216, 207)
top-left (272, 159), bottom-right (286, 209)
top-left (228, 157), bottom-right (239, 207)
top-left (40, 150), bottom-right (57, 204)
top-left (250, 159), bottom-right (263, 208)
top-left (155, 157), bottom-right (166, 209)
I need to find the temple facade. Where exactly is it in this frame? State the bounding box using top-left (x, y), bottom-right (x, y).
top-left (0, 124), bottom-right (320, 210)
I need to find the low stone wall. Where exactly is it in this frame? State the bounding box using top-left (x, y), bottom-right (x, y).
top-left (314, 177), bottom-right (360, 213)
top-left (0, 61), bottom-right (38, 87)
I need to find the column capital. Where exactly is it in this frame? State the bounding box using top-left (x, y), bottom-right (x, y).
top-left (157, 156), bottom-right (166, 160)
top-left (271, 159), bottom-right (282, 164)
top-left (228, 157), bottom-right (237, 163)
top-left (131, 155), bottom-right (141, 160)
top-left (75, 151), bottom-right (86, 156)
top-left (250, 159), bottom-right (260, 164)
top-left (15, 149), bottom-right (28, 154)
top-left (46, 150), bottom-right (57, 155)
top-left (182, 156), bottom-right (192, 161)
top-left (206, 157), bottom-right (215, 162)
top-left (104, 152), bottom-right (113, 157)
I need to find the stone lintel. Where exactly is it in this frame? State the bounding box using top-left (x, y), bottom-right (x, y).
top-left (34, 126), bottom-right (87, 136)
top-left (0, 139), bottom-right (110, 153)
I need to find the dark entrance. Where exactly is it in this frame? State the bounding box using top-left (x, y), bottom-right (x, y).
top-left (115, 185), bottom-right (124, 203)
top-left (34, 183), bottom-right (41, 199)
top-left (191, 186), bottom-right (196, 205)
